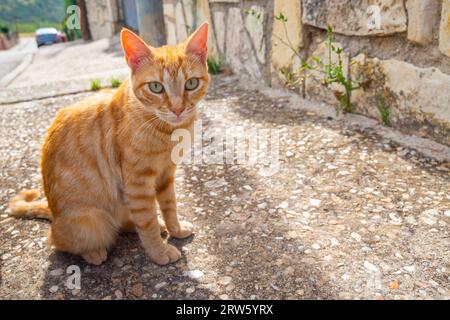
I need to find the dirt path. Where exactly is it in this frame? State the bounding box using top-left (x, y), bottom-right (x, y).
top-left (0, 74), bottom-right (449, 299)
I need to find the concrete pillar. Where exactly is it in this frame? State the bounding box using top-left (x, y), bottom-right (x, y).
top-left (135, 0), bottom-right (166, 46)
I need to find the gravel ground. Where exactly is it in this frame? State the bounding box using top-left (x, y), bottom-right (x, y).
top-left (0, 75), bottom-right (449, 300)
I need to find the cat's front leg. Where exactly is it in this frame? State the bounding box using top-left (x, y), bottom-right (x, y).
top-left (156, 166), bottom-right (193, 239)
top-left (124, 172), bottom-right (181, 265)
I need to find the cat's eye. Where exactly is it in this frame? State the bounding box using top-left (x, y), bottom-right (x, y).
top-left (149, 82), bottom-right (164, 94)
top-left (185, 78), bottom-right (200, 91)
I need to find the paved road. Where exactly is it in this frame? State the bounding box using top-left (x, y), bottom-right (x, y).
top-left (0, 37), bottom-right (37, 83)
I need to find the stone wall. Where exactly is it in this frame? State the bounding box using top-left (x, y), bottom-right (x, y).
top-left (166, 0), bottom-right (450, 146)
top-left (86, 0), bottom-right (122, 41)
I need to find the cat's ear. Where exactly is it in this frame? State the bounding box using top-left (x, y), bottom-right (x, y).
top-left (121, 28), bottom-right (152, 72)
top-left (184, 22), bottom-right (208, 63)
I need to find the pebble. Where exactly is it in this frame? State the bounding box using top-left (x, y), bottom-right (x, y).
top-left (389, 213), bottom-right (402, 225)
top-left (406, 216), bottom-right (417, 224)
top-left (72, 289), bottom-right (80, 296)
top-left (132, 283), bottom-right (144, 297)
top-left (312, 243), bottom-right (321, 250)
top-left (155, 282), bottom-right (167, 290)
top-left (324, 255), bottom-right (333, 262)
top-left (186, 286), bottom-right (196, 294)
top-left (389, 280), bottom-right (400, 290)
top-left (330, 238), bottom-right (339, 246)
top-left (421, 209), bottom-right (438, 225)
top-left (219, 294), bottom-right (229, 300)
top-left (404, 265), bottom-right (415, 273)
top-left (257, 202), bottom-right (267, 209)
top-left (183, 270), bottom-right (204, 280)
top-left (444, 210), bottom-right (450, 217)
top-left (226, 283), bottom-right (236, 291)
top-left (49, 285), bottom-right (59, 293)
top-left (428, 279), bottom-right (439, 287)
top-left (283, 266), bottom-right (295, 276)
top-left (115, 290), bottom-right (123, 299)
top-left (351, 232), bottom-right (362, 242)
top-left (309, 199), bottom-right (321, 207)
top-left (219, 276), bottom-right (233, 286)
top-left (49, 268), bottom-right (64, 276)
top-left (204, 178), bottom-right (227, 189)
top-left (278, 201), bottom-right (288, 209)
top-left (421, 216), bottom-right (437, 225)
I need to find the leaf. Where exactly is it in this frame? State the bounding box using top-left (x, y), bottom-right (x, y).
top-left (311, 55), bottom-right (321, 64)
top-left (275, 12), bottom-right (287, 22)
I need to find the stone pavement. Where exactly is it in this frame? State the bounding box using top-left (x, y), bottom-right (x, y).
top-left (0, 39), bottom-right (449, 300)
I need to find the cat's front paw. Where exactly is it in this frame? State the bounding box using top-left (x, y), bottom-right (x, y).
top-left (147, 244), bottom-right (181, 265)
top-left (168, 221), bottom-right (193, 239)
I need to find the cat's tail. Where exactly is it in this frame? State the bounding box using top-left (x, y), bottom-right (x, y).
top-left (8, 189), bottom-right (52, 220)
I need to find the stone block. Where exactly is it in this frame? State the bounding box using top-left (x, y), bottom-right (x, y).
top-left (406, 0), bottom-right (440, 45)
top-left (271, 0), bottom-right (303, 72)
top-left (439, 0), bottom-right (450, 57)
top-left (302, 0), bottom-right (407, 36)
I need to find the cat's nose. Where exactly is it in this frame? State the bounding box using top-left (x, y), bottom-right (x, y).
top-left (171, 106), bottom-right (185, 116)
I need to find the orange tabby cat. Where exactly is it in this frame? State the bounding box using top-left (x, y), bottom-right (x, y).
top-left (8, 23), bottom-right (210, 265)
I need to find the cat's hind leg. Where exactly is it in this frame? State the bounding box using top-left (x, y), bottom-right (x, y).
top-left (50, 208), bottom-right (118, 265)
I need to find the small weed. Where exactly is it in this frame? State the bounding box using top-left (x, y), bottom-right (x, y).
top-left (377, 96), bottom-right (391, 126)
top-left (207, 57), bottom-right (223, 75)
top-left (268, 11), bottom-right (364, 114)
top-left (300, 26), bottom-right (360, 114)
top-left (110, 78), bottom-right (122, 88)
top-left (90, 79), bottom-right (101, 91)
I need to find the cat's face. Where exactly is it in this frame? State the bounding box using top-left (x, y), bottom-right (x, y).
top-left (121, 24), bottom-right (210, 127)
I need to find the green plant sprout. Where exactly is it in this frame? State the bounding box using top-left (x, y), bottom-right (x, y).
top-left (302, 26), bottom-right (362, 113)
top-left (207, 56), bottom-right (223, 75)
top-left (90, 79), bottom-right (101, 91)
top-left (377, 95), bottom-right (391, 126)
top-left (110, 78), bottom-right (122, 88)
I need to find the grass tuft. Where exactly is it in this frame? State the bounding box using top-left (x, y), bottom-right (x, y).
top-left (90, 79), bottom-right (101, 91)
top-left (110, 78), bottom-right (122, 88)
top-left (377, 96), bottom-right (391, 126)
top-left (207, 57), bottom-right (223, 75)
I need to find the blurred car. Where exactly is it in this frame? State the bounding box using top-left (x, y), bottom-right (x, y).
top-left (35, 28), bottom-right (65, 47)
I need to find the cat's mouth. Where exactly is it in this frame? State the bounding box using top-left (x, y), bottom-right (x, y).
top-left (155, 108), bottom-right (195, 126)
